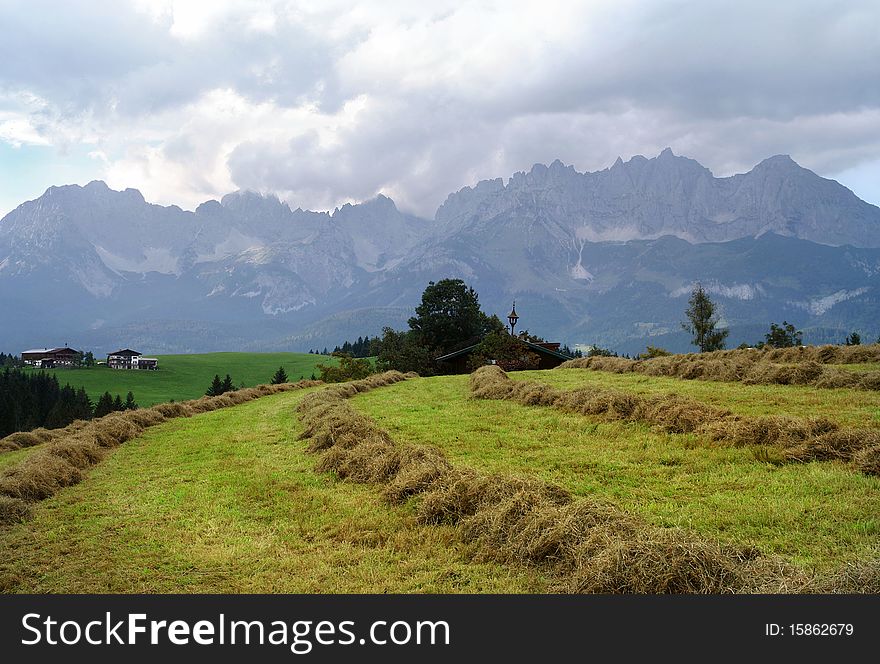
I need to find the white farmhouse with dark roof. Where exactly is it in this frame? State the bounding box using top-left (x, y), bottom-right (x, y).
top-left (107, 349), bottom-right (158, 370)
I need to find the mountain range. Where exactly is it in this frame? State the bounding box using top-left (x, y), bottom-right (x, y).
top-left (1, 148), bottom-right (878, 355)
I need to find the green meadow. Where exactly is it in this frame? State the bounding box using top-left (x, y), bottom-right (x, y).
top-left (352, 373), bottom-right (880, 571)
top-left (23, 352), bottom-right (336, 406)
top-left (0, 389), bottom-right (543, 593)
top-left (2, 367), bottom-right (878, 591)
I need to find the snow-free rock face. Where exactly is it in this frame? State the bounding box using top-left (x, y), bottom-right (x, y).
top-left (436, 149), bottom-right (880, 247)
top-left (1, 150), bottom-right (879, 353)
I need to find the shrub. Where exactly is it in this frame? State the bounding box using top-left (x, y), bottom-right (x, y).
top-left (317, 353), bottom-right (374, 383)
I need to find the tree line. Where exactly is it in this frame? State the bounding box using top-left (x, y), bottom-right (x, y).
top-left (0, 368), bottom-right (137, 438)
top-left (202, 366), bottom-right (317, 396)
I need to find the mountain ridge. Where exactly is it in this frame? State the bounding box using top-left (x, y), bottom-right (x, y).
top-left (1, 149), bottom-right (878, 353)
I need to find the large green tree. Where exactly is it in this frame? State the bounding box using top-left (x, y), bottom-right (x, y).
top-left (408, 279), bottom-right (501, 354)
top-left (681, 283), bottom-right (728, 352)
top-left (375, 327), bottom-right (437, 375)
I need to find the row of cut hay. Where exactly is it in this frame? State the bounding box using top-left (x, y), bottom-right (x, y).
top-left (0, 421), bottom-right (91, 453)
top-left (0, 380), bottom-right (322, 526)
top-left (471, 366), bottom-right (880, 476)
top-left (295, 371), bottom-right (802, 593)
top-left (559, 352), bottom-right (880, 391)
top-left (666, 343), bottom-right (880, 366)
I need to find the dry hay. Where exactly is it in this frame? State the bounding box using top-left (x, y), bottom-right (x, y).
top-left (0, 496), bottom-right (31, 525)
top-left (808, 560), bottom-right (880, 594)
top-left (382, 445), bottom-right (452, 505)
top-left (852, 444), bottom-right (880, 476)
top-left (558, 344), bottom-right (880, 391)
top-left (858, 372), bottom-right (880, 391)
top-left (44, 437), bottom-right (106, 470)
top-left (0, 452), bottom-right (82, 501)
top-left (782, 430), bottom-right (880, 465)
top-left (0, 378), bottom-right (324, 523)
top-left (0, 432), bottom-right (44, 452)
top-left (562, 527), bottom-right (750, 594)
top-left (471, 365), bottom-right (730, 436)
top-left (707, 416), bottom-right (839, 448)
top-left (153, 402), bottom-right (192, 418)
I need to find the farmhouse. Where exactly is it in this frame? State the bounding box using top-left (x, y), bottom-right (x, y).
top-left (436, 339), bottom-right (571, 374)
top-left (108, 349), bottom-right (159, 370)
top-left (21, 347), bottom-right (81, 368)
top-left (435, 302), bottom-right (572, 374)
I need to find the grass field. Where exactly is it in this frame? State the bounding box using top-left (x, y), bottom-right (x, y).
top-left (518, 368), bottom-right (880, 427)
top-left (23, 352), bottom-right (336, 406)
top-left (2, 367), bottom-right (878, 592)
top-left (352, 373), bottom-right (880, 571)
top-left (836, 363), bottom-right (880, 373)
top-left (0, 388), bottom-right (544, 593)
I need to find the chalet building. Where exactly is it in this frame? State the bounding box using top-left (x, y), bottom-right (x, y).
top-left (435, 302), bottom-right (572, 374)
top-left (436, 339), bottom-right (571, 374)
top-left (21, 347), bottom-right (81, 368)
top-left (108, 349), bottom-right (159, 370)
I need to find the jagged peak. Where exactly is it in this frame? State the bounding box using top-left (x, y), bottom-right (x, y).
top-left (753, 154), bottom-right (800, 170)
top-left (220, 189), bottom-right (284, 208)
top-left (195, 199), bottom-right (222, 215)
top-left (332, 194), bottom-right (400, 219)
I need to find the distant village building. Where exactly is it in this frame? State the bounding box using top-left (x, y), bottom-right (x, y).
top-left (21, 347), bottom-right (81, 368)
top-left (107, 349), bottom-right (159, 370)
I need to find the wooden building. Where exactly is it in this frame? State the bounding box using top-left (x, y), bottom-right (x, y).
top-left (436, 339), bottom-right (571, 374)
top-left (21, 347), bottom-right (81, 368)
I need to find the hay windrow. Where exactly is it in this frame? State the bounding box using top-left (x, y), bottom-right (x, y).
top-left (0, 496), bottom-right (31, 525)
top-left (808, 560), bottom-right (880, 594)
top-left (853, 444), bottom-right (880, 476)
top-left (558, 343), bottom-right (880, 391)
top-left (295, 370), bottom-right (798, 594)
top-left (470, 366), bottom-right (878, 476)
top-left (0, 379), bottom-right (323, 522)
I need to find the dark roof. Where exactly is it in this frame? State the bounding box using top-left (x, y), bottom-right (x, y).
top-left (48, 347), bottom-right (80, 355)
top-left (108, 349), bottom-right (142, 357)
top-left (436, 339), bottom-right (571, 363)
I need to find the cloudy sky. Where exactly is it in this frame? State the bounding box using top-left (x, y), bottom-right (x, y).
top-left (1, 0), bottom-right (879, 218)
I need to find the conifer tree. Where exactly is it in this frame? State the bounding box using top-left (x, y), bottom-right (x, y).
top-left (75, 387), bottom-right (93, 419)
top-left (94, 392), bottom-right (115, 418)
top-left (221, 374), bottom-right (234, 393)
top-left (124, 391), bottom-right (138, 410)
top-left (206, 374), bottom-right (224, 396)
top-left (271, 366), bottom-right (288, 384)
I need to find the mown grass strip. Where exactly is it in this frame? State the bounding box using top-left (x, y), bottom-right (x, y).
top-left (473, 366), bottom-right (880, 475)
top-left (1, 388), bottom-right (544, 593)
top-left (0, 380), bottom-right (322, 525)
top-left (297, 372), bottom-right (812, 594)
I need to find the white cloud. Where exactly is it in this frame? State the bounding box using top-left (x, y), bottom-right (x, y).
top-left (1, 0), bottom-right (879, 215)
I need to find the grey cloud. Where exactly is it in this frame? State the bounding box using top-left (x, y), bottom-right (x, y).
top-left (1, 0), bottom-right (879, 217)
